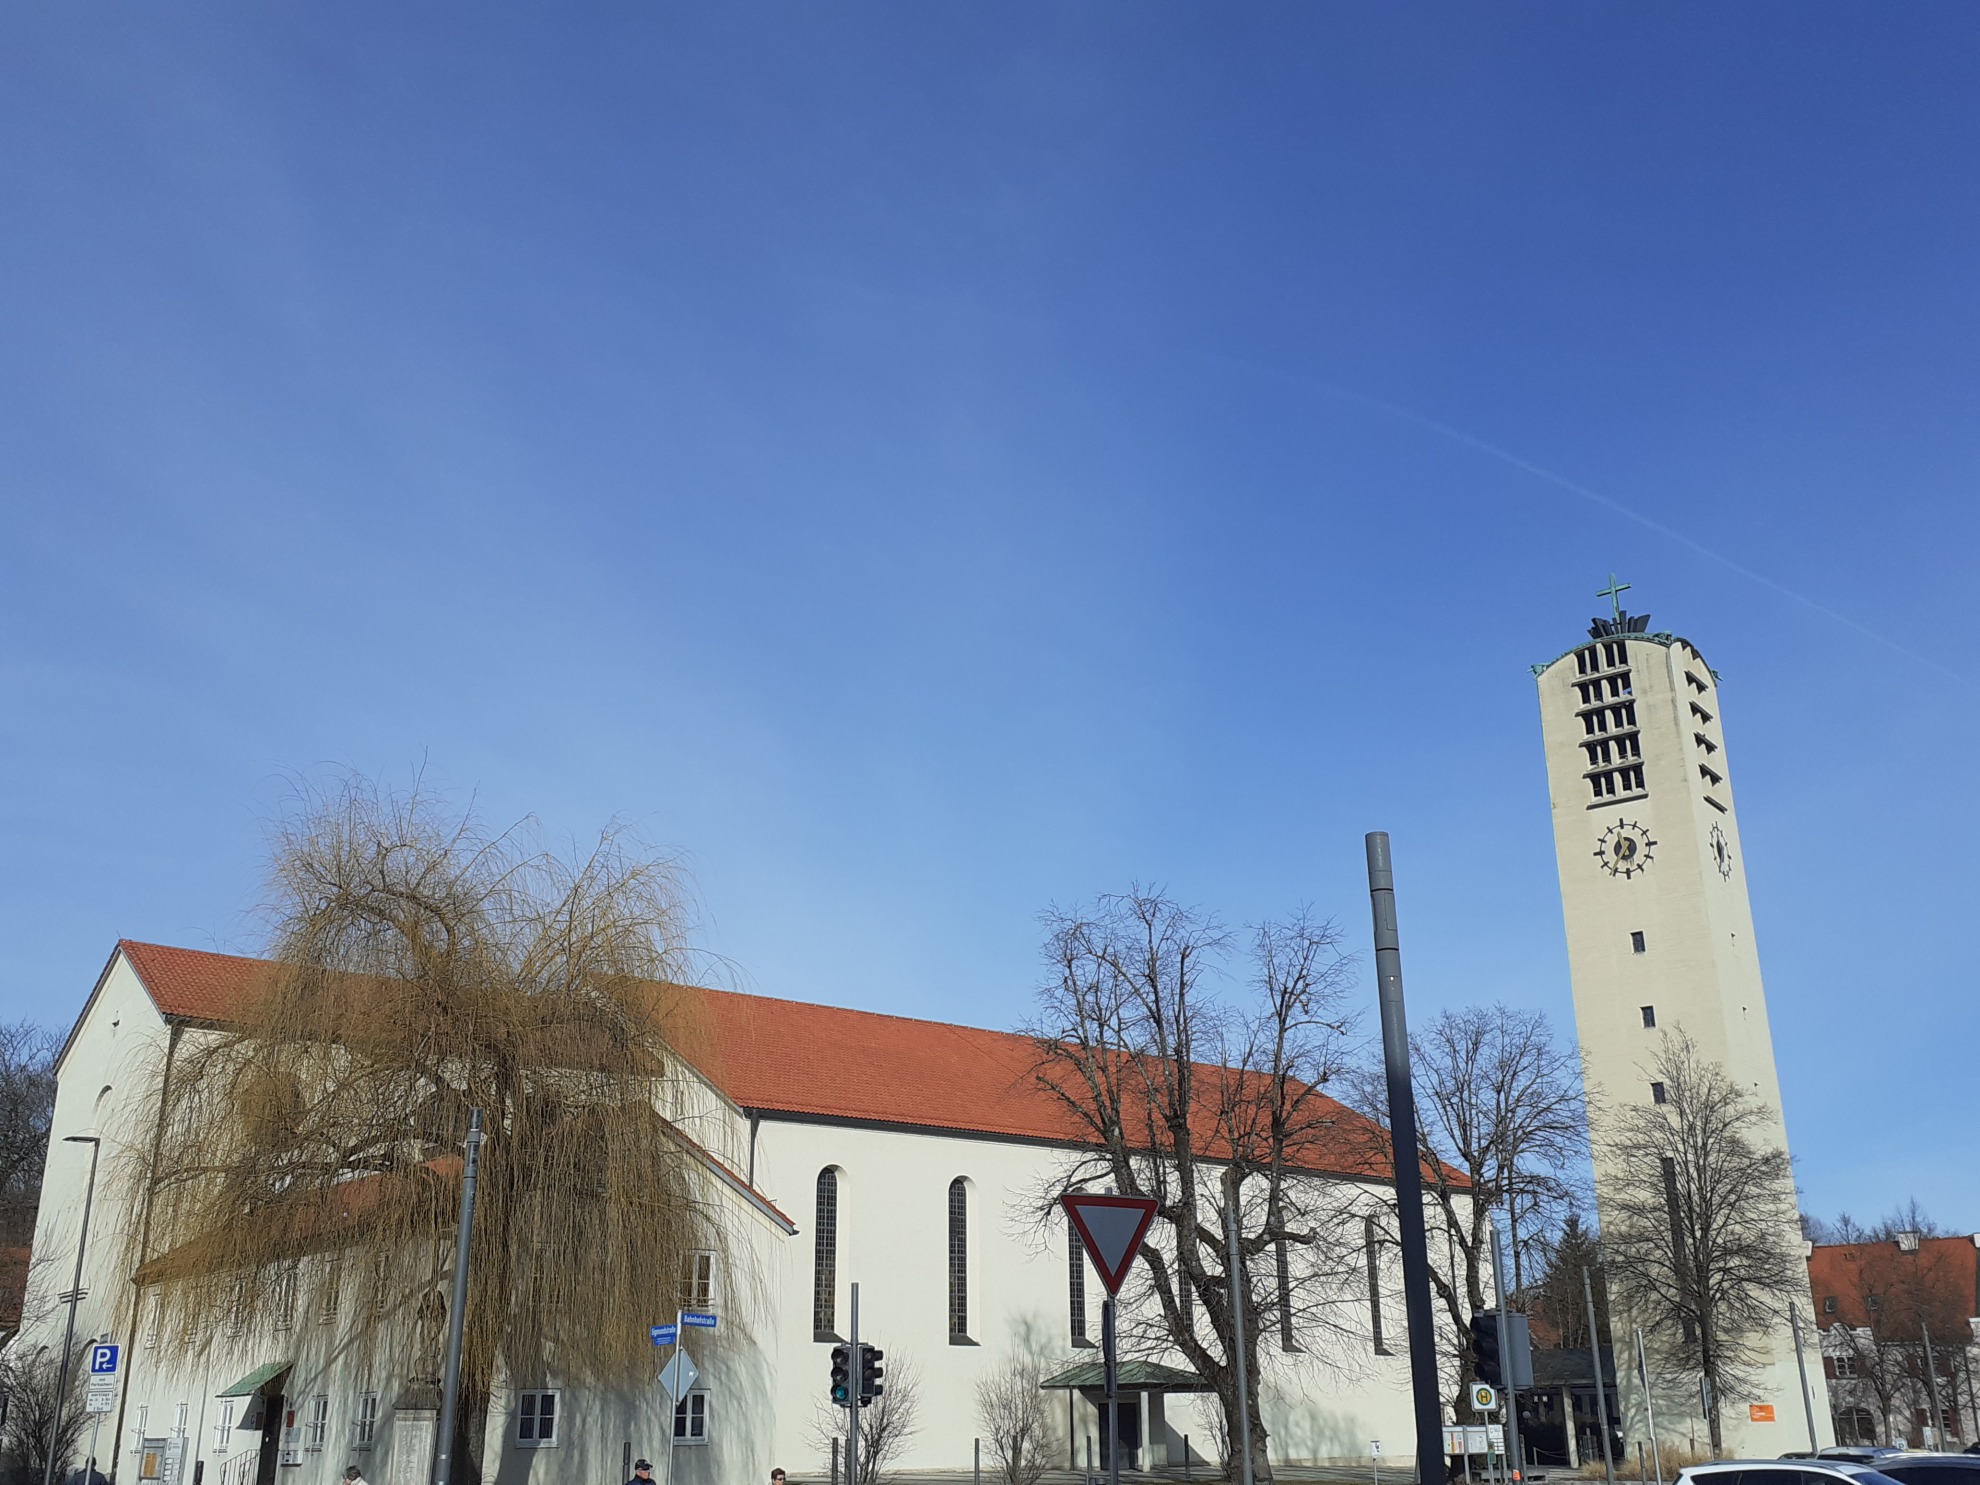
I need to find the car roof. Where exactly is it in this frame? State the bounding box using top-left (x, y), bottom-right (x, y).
top-left (1682, 1464), bottom-right (1885, 1475)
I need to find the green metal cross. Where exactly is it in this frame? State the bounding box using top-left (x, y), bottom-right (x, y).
top-left (1597, 573), bottom-right (1631, 620)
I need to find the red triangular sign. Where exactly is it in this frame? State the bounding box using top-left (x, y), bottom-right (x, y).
top-left (1061, 1193), bottom-right (1158, 1296)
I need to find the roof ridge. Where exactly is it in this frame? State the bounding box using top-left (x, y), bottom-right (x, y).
top-left (692, 981), bottom-right (1032, 1043)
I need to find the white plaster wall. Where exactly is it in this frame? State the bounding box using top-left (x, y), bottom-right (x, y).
top-left (16, 949), bottom-right (1448, 1485)
top-left (747, 1115), bottom-right (1432, 1474)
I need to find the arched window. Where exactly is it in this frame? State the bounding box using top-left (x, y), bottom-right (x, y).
top-left (813, 1168), bottom-right (839, 1340)
top-left (1067, 1219), bottom-right (1088, 1345)
top-left (947, 1178), bottom-right (969, 1341)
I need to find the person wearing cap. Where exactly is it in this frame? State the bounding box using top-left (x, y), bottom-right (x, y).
top-left (627, 1458), bottom-right (655, 1485)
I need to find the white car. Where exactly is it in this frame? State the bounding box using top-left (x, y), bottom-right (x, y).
top-left (1678, 1456), bottom-right (1980, 1485)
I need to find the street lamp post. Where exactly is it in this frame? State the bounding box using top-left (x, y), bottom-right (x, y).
top-left (44, 1134), bottom-right (103, 1485)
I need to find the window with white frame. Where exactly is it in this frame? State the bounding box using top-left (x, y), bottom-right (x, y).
top-left (129, 1406), bottom-right (148, 1455)
top-left (672, 1391), bottom-right (709, 1445)
top-left (353, 1393), bottom-right (379, 1451)
top-left (304, 1395), bottom-right (329, 1451)
top-left (680, 1251), bottom-right (717, 1310)
top-left (213, 1401), bottom-right (235, 1454)
top-left (516, 1391), bottom-right (560, 1448)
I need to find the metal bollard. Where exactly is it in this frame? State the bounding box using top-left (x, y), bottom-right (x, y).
top-left (974, 1437), bottom-right (981, 1485)
top-left (832, 1436), bottom-right (840, 1485)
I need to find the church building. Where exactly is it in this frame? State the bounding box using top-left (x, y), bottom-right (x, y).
top-left (13, 939), bottom-right (1439, 1485)
top-left (1534, 585), bottom-right (1831, 1458)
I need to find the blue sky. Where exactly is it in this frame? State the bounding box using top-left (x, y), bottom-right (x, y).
top-left (3, 4), bottom-right (1975, 1230)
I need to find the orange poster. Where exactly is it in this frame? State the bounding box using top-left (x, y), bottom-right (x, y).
top-left (1750, 1405), bottom-right (1777, 1423)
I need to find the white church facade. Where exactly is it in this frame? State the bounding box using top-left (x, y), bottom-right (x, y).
top-left (14, 940), bottom-right (1443, 1485)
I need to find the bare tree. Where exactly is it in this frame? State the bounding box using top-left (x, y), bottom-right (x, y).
top-left (0, 1021), bottom-right (57, 1338)
top-left (808, 1356), bottom-right (922, 1484)
top-left (1349, 1004), bottom-right (1586, 1410)
top-left (975, 1355), bottom-right (1053, 1485)
top-left (0, 1343), bottom-right (89, 1483)
top-left (1598, 1033), bottom-right (1803, 1454)
top-left (1027, 890), bottom-right (1363, 1484)
top-left (122, 775), bottom-right (718, 1485)
top-left (0, 1022), bottom-right (58, 1248)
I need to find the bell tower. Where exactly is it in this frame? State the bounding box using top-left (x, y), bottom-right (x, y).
top-left (1533, 581), bottom-right (1827, 1456)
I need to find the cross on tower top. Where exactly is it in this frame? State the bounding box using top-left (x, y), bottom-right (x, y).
top-left (1596, 573), bottom-right (1631, 621)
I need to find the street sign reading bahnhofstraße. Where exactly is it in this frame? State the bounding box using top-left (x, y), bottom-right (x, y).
top-left (681, 1311), bottom-right (718, 1329)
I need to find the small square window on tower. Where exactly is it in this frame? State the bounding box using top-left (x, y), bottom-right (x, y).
top-left (1630, 931), bottom-right (1646, 954)
top-left (1641, 1006), bottom-right (1656, 1028)
top-left (1650, 1082), bottom-right (1668, 1105)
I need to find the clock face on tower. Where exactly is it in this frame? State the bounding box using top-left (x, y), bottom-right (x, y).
top-left (1709, 823), bottom-right (1733, 880)
top-left (1594, 821), bottom-right (1657, 879)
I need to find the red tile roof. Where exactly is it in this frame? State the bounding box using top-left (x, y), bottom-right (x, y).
top-left (111, 940), bottom-right (1408, 1183)
top-left (1807, 1235), bottom-right (1980, 1330)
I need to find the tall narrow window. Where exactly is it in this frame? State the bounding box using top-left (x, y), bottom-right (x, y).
top-left (1365, 1216), bottom-right (1389, 1355)
top-left (813, 1168), bottom-right (839, 1340)
top-left (319, 1256), bottom-right (342, 1324)
top-left (1068, 1222), bottom-right (1089, 1346)
top-left (948, 1178), bottom-right (970, 1342)
top-left (1651, 1081), bottom-right (1668, 1105)
top-left (1640, 1005), bottom-right (1656, 1028)
top-left (1276, 1239), bottom-right (1298, 1352)
top-left (1631, 932), bottom-right (1646, 954)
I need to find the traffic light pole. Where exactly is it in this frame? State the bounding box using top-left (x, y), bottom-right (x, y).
top-left (1103, 1296), bottom-right (1120, 1485)
top-left (1366, 833), bottom-right (1448, 1485)
top-left (848, 1283), bottom-right (861, 1485)
top-left (1583, 1268), bottom-right (1615, 1485)
top-left (1492, 1226), bottom-right (1523, 1481)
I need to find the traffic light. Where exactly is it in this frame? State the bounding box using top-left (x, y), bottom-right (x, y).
top-left (1469, 1312), bottom-right (1504, 1388)
top-left (829, 1344), bottom-right (852, 1406)
top-left (857, 1343), bottom-right (885, 1407)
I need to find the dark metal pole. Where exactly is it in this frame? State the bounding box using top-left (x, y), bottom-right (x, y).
top-left (1224, 1199), bottom-right (1257, 1485)
top-left (1492, 1224), bottom-right (1524, 1481)
top-left (1788, 1305), bottom-right (1818, 1454)
top-left (432, 1109), bottom-right (485, 1485)
top-left (1365, 832), bottom-right (1449, 1485)
top-left (1923, 1323), bottom-right (1944, 1448)
top-left (1582, 1268), bottom-right (1615, 1485)
top-left (848, 1283), bottom-right (860, 1485)
top-left (45, 1136), bottom-right (102, 1485)
top-left (1103, 1297), bottom-right (1120, 1485)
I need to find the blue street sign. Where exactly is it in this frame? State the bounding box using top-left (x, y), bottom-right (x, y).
top-left (649, 1325), bottom-right (678, 1346)
top-left (88, 1344), bottom-right (119, 1375)
top-left (681, 1311), bottom-right (718, 1330)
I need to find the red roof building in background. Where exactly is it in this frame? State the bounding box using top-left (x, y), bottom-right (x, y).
top-left (1808, 1232), bottom-right (1980, 1447)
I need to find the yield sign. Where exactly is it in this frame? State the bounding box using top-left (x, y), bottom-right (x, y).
top-left (1061, 1192), bottom-right (1157, 1295)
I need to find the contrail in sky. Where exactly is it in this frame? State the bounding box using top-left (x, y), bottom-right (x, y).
top-left (1304, 379), bottom-right (1963, 684)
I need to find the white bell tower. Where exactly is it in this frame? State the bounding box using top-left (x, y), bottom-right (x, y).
top-left (1533, 580), bottom-right (1827, 1457)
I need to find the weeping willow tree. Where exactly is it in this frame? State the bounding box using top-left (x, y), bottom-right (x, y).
top-left (123, 777), bottom-right (722, 1485)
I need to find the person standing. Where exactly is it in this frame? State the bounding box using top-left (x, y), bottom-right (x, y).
top-left (627, 1458), bottom-right (656, 1485)
top-left (343, 1468), bottom-right (369, 1485)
